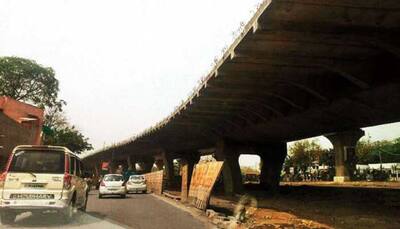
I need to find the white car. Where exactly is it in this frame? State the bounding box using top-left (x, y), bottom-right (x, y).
top-left (126, 175), bottom-right (147, 194)
top-left (0, 145), bottom-right (89, 225)
top-left (98, 174), bottom-right (126, 198)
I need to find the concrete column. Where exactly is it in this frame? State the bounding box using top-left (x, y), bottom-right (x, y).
top-left (154, 159), bottom-right (164, 171)
top-left (215, 140), bottom-right (243, 195)
top-left (137, 162), bottom-right (145, 172)
top-left (127, 156), bottom-right (137, 173)
top-left (108, 160), bottom-right (116, 173)
top-left (161, 151), bottom-right (175, 188)
top-left (94, 163), bottom-right (100, 177)
top-left (119, 160), bottom-right (128, 170)
top-left (258, 142), bottom-right (287, 192)
top-left (181, 152), bottom-right (200, 202)
top-left (110, 152), bottom-right (115, 173)
top-left (140, 157), bottom-right (155, 174)
top-left (325, 129), bottom-right (364, 182)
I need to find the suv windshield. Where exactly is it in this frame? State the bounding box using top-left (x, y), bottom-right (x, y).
top-left (104, 175), bottom-right (123, 181)
top-left (8, 150), bottom-right (65, 174)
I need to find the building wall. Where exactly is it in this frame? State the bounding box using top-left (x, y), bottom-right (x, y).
top-left (0, 96), bottom-right (44, 145)
top-left (0, 97), bottom-right (44, 170)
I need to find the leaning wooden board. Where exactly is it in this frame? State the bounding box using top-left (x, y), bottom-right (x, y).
top-left (144, 170), bottom-right (164, 195)
top-left (188, 161), bottom-right (224, 210)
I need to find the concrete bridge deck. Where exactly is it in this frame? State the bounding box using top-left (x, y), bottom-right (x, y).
top-left (83, 0), bottom-right (400, 195)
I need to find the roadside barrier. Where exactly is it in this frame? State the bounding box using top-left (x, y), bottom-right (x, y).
top-left (144, 170), bottom-right (164, 195)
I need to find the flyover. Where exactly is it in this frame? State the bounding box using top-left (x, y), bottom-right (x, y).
top-left (83, 0), bottom-right (400, 194)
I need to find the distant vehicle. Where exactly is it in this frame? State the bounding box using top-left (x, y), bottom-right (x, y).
top-left (126, 175), bottom-right (147, 194)
top-left (0, 145), bottom-right (89, 225)
top-left (98, 174), bottom-right (126, 198)
top-left (243, 172), bottom-right (260, 184)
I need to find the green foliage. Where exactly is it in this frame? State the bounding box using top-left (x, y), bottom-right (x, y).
top-left (0, 56), bottom-right (65, 110)
top-left (43, 124), bottom-right (93, 154)
top-left (286, 140), bottom-right (328, 173)
top-left (42, 108), bottom-right (93, 153)
top-left (43, 106), bottom-right (68, 128)
top-left (319, 149), bottom-right (335, 167)
top-left (0, 56), bottom-right (93, 153)
top-left (42, 106), bottom-right (92, 154)
top-left (356, 136), bottom-right (400, 164)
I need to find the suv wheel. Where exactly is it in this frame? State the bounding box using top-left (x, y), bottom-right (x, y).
top-left (0, 212), bottom-right (16, 225)
top-left (98, 194), bottom-right (103, 199)
top-left (121, 194), bottom-right (126, 198)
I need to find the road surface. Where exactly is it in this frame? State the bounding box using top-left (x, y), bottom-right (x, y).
top-left (1, 191), bottom-right (207, 229)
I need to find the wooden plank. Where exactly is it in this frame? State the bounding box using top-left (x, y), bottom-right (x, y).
top-left (144, 170), bottom-right (164, 195)
top-left (188, 161), bottom-right (224, 210)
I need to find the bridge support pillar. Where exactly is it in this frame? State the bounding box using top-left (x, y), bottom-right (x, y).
top-left (127, 156), bottom-right (137, 173)
top-left (181, 152), bottom-right (200, 202)
top-left (215, 140), bottom-right (243, 195)
top-left (325, 129), bottom-right (364, 182)
top-left (140, 157), bottom-right (155, 174)
top-left (154, 159), bottom-right (164, 170)
top-left (115, 160), bottom-right (128, 174)
top-left (108, 160), bottom-right (116, 173)
top-left (161, 152), bottom-right (175, 188)
top-left (258, 142), bottom-right (287, 192)
top-left (94, 163), bottom-right (100, 177)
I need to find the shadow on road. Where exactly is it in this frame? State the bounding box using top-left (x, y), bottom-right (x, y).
top-left (4, 210), bottom-right (125, 228)
top-left (99, 195), bottom-right (132, 199)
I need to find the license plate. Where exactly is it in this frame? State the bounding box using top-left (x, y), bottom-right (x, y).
top-left (25, 183), bottom-right (45, 188)
top-left (10, 194), bottom-right (54, 199)
top-left (108, 188), bottom-right (117, 191)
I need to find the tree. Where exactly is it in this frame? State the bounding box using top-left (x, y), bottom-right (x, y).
top-left (319, 149), bottom-right (335, 167)
top-left (356, 137), bottom-right (400, 164)
top-left (286, 140), bottom-right (325, 174)
top-left (356, 137), bottom-right (375, 164)
top-left (0, 56), bottom-right (65, 110)
top-left (43, 124), bottom-right (93, 154)
top-left (1, 56), bottom-right (93, 153)
top-left (42, 110), bottom-right (93, 153)
top-left (44, 106), bottom-right (68, 129)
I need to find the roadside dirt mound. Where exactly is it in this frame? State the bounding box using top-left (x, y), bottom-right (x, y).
top-left (240, 207), bottom-right (332, 229)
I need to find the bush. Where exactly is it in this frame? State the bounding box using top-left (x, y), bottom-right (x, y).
top-left (371, 170), bottom-right (390, 181)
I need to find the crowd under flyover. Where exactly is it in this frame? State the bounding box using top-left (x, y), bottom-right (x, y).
top-left (83, 0), bottom-right (400, 195)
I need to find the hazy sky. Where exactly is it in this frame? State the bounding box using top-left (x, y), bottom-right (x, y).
top-left (0, 0), bottom-right (262, 149)
top-left (1, 0), bottom-right (400, 167)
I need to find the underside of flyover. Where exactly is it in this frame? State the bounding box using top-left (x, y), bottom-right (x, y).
top-left (84, 0), bottom-right (400, 194)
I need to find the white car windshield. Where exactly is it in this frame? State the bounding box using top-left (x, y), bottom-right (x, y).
top-left (130, 175), bottom-right (144, 181)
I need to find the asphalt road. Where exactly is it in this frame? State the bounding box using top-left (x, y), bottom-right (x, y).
top-left (1, 191), bottom-right (207, 229)
top-left (86, 190), bottom-right (206, 229)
